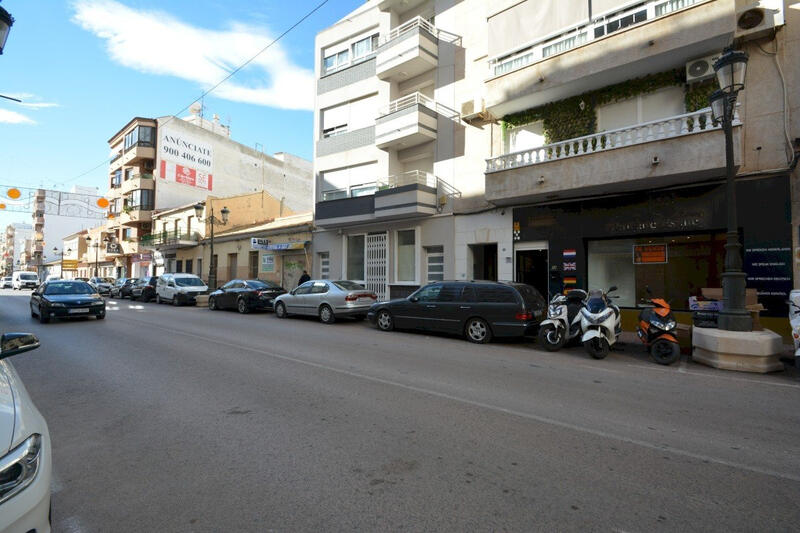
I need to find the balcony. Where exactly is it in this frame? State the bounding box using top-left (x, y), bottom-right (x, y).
top-left (119, 174), bottom-right (155, 196)
top-left (485, 0), bottom-right (732, 117)
top-left (316, 171), bottom-right (460, 227)
top-left (376, 16), bottom-right (438, 82)
top-left (375, 93), bottom-right (456, 150)
top-left (117, 207), bottom-right (153, 226)
top-left (138, 230), bottom-right (200, 250)
top-left (119, 142), bottom-right (156, 168)
top-left (485, 108), bottom-right (741, 205)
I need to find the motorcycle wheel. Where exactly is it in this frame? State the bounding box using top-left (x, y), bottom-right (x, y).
top-left (650, 339), bottom-right (680, 365)
top-left (584, 338), bottom-right (609, 359)
top-left (537, 324), bottom-right (566, 352)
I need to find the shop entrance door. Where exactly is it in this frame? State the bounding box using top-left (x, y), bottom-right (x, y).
top-left (366, 232), bottom-right (388, 301)
top-left (469, 243), bottom-right (498, 281)
top-left (515, 243), bottom-right (549, 299)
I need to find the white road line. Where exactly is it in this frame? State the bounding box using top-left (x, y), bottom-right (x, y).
top-left (124, 315), bottom-right (800, 483)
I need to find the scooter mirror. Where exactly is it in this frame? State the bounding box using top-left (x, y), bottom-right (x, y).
top-left (608, 285), bottom-right (617, 293)
top-left (645, 285), bottom-right (652, 295)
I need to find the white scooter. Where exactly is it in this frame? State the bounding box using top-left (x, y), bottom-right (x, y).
top-left (788, 290), bottom-right (800, 367)
top-left (580, 286), bottom-right (622, 359)
top-left (537, 289), bottom-right (587, 351)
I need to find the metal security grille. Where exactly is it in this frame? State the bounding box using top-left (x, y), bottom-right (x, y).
top-left (366, 232), bottom-right (387, 301)
top-left (319, 252), bottom-right (330, 279)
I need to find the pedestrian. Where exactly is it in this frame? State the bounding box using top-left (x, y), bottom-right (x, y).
top-left (297, 270), bottom-right (311, 286)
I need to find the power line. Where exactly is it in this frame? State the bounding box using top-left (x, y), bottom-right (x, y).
top-left (55, 0), bottom-right (330, 188)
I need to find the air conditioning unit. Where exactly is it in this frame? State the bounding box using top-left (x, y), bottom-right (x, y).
top-left (685, 53), bottom-right (721, 83)
top-left (461, 97), bottom-right (491, 124)
top-left (735, 0), bottom-right (784, 41)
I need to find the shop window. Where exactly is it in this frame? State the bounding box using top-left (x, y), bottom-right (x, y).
top-left (425, 246), bottom-right (444, 282)
top-left (588, 234), bottom-right (726, 310)
top-left (249, 252), bottom-right (259, 279)
top-left (347, 235), bottom-right (365, 281)
top-left (396, 230), bottom-right (416, 283)
top-left (319, 252), bottom-right (330, 279)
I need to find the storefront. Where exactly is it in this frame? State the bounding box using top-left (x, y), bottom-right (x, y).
top-left (513, 176), bottom-right (792, 321)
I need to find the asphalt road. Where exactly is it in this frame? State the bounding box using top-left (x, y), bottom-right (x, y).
top-left (1, 288), bottom-right (799, 532)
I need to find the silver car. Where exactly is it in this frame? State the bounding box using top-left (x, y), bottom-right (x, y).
top-left (273, 280), bottom-right (377, 324)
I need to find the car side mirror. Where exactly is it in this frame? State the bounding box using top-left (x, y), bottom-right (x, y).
top-left (1, 333), bottom-right (40, 360)
top-left (409, 296), bottom-right (419, 303)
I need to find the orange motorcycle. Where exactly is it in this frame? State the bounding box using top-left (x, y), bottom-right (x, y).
top-left (637, 288), bottom-right (681, 365)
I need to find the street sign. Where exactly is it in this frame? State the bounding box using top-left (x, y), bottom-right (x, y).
top-left (251, 237), bottom-right (270, 250)
top-left (61, 260), bottom-right (79, 270)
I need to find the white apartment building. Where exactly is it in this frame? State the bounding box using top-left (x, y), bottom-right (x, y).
top-left (2, 222), bottom-right (32, 274)
top-left (312, 0), bottom-right (507, 300)
top-left (103, 106), bottom-right (312, 278)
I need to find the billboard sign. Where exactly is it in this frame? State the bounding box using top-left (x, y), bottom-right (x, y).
top-left (159, 127), bottom-right (213, 191)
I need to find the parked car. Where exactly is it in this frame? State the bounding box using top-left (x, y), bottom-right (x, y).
top-left (12, 271), bottom-right (39, 290)
top-left (75, 277), bottom-right (89, 282)
top-left (208, 279), bottom-right (286, 313)
top-left (0, 332), bottom-right (52, 533)
top-left (29, 279), bottom-right (106, 323)
top-left (274, 280), bottom-right (377, 323)
top-left (110, 277), bottom-right (136, 298)
top-left (130, 276), bottom-right (158, 302)
top-left (367, 281), bottom-right (546, 344)
top-left (0, 276), bottom-right (12, 289)
top-left (88, 277), bottom-right (114, 296)
top-left (45, 274), bottom-right (61, 282)
top-left (156, 273), bottom-right (208, 306)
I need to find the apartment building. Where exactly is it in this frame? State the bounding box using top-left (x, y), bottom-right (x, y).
top-left (483, 0), bottom-right (798, 331)
top-left (312, 0), bottom-right (506, 300)
top-left (103, 106), bottom-right (312, 278)
top-left (2, 222), bottom-right (32, 274)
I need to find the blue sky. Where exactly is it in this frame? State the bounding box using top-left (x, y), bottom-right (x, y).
top-left (0, 0), bottom-right (362, 228)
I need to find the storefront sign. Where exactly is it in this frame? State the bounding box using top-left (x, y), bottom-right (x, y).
top-left (251, 238), bottom-right (270, 250)
top-left (131, 253), bottom-right (152, 263)
top-left (61, 259), bottom-right (78, 270)
top-left (608, 215), bottom-right (705, 234)
top-left (633, 244), bottom-right (668, 264)
top-left (159, 127), bottom-right (213, 190)
top-left (261, 254), bottom-right (275, 273)
top-left (745, 246), bottom-right (792, 299)
top-left (563, 261), bottom-right (576, 271)
top-left (106, 242), bottom-right (122, 254)
top-left (264, 242), bottom-right (306, 251)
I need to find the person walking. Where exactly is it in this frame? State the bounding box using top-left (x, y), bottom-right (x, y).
top-left (297, 270), bottom-right (311, 286)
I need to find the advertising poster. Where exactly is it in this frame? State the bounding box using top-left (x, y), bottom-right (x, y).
top-left (261, 254), bottom-right (275, 273)
top-left (159, 127), bottom-right (213, 190)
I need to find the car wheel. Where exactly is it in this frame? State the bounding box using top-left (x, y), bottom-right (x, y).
top-left (237, 298), bottom-right (250, 314)
top-left (156, 294), bottom-right (162, 304)
top-left (275, 302), bottom-right (288, 318)
top-left (39, 311), bottom-right (50, 324)
top-left (96, 312), bottom-right (106, 320)
top-left (376, 309), bottom-right (393, 331)
top-left (208, 297), bottom-right (217, 311)
top-left (465, 317), bottom-right (492, 344)
top-left (30, 306), bottom-right (37, 318)
top-left (172, 295), bottom-right (180, 306)
top-left (319, 304), bottom-right (335, 324)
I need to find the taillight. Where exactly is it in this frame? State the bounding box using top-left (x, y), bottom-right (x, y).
top-left (345, 294), bottom-right (358, 302)
top-left (515, 312), bottom-right (533, 321)
top-left (370, 293), bottom-right (377, 299)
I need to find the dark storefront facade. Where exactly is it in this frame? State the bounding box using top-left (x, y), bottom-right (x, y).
top-left (513, 175), bottom-right (792, 319)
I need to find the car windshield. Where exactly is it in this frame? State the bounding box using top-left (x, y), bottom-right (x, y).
top-left (246, 280), bottom-right (279, 289)
top-left (175, 277), bottom-right (205, 287)
top-left (44, 281), bottom-right (95, 295)
top-left (20, 273), bottom-right (38, 280)
top-left (3, 277), bottom-right (11, 281)
top-left (333, 281), bottom-right (365, 290)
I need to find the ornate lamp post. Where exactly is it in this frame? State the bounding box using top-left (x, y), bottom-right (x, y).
top-left (194, 203), bottom-right (230, 289)
top-left (53, 246), bottom-right (72, 279)
top-left (0, 1), bottom-right (14, 55)
top-left (710, 47), bottom-right (751, 332)
top-left (86, 236), bottom-right (110, 277)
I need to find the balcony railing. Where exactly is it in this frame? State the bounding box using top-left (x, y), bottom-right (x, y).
top-left (377, 170), bottom-right (437, 189)
top-left (488, 0), bottom-right (709, 78)
top-left (320, 171), bottom-right (461, 202)
top-left (139, 231), bottom-right (200, 247)
top-left (486, 107), bottom-right (736, 173)
top-left (378, 92), bottom-right (459, 120)
top-left (380, 16), bottom-right (438, 46)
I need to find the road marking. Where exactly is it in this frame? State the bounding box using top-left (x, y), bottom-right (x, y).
top-left (124, 315), bottom-right (800, 483)
top-left (630, 361), bottom-right (800, 389)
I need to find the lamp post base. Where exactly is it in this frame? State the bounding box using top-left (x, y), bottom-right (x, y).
top-left (718, 269), bottom-right (752, 332)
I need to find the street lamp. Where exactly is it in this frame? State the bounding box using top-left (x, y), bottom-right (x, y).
top-left (86, 236), bottom-right (110, 277)
top-left (0, 1), bottom-right (14, 55)
top-left (194, 203), bottom-right (230, 289)
top-left (710, 47), bottom-right (751, 332)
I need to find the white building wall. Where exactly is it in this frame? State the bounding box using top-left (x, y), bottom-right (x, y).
top-left (454, 210), bottom-right (513, 281)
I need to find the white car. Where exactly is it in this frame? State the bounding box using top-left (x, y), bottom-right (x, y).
top-left (12, 272), bottom-right (39, 291)
top-left (0, 333), bottom-right (51, 533)
top-left (156, 273), bottom-right (208, 306)
top-left (0, 277), bottom-right (12, 289)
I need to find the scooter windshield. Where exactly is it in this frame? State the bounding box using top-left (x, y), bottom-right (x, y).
top-left (585, 297), bottom-right (606, 313)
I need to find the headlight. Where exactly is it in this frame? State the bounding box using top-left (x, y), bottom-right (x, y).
top-left (548, 304), bottom-right (562, 318)
top-left (0, 434), bottom-right (42, 505)
top-left (48, 302), bottom-right (65, 308)
top-left (92, 301), bottom-right (104, 306)
top-left (581, 307), bottom-right (613, 325)
top-left (651, 317), bottom-right (677, 331)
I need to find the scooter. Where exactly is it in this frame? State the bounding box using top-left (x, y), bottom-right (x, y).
top-left (637, 288), bottom-right (680, 365)
top-left (788, 290), bottom-right (800, 367)
top-left (537, 289), bottom-right (587, 351)
top-left (580, 286), bottom-right (621, 359)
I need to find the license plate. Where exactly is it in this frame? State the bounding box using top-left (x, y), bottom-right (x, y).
top-left (68, 308), bottom-right (90, 314)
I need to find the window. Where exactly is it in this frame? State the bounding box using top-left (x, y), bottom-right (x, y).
top-left (542, 32), bottom-right (587, 58)
top-left (435, 284), bottom-right (461, 302)
top-left (655, 0), bottom-right (701, 16)
top-left (185, 259), bottom-right (193, 274)
top-left (319, 252), bottom-right (330, 279)
top-left (425, 246), bottom-right (444, 282)
top-left (228, 253), bottom-right (238, 281)
top-left (504, 122), bottom-right (545, 154)
top-left (124, 125), bottom-right (155, 150)
top-left (352, 34), bottom-right (378, 62)
top-left (196, 259), bottom-right (202, 279)
top-left (323, 49), bottom-right (349, 74)
top-left (311, 282), bottom-right (329, 294)
top-left (175, 260), bottom-right (183, 273)
top-left (413, 284), bottom-right (441, 302)
top-left (347, 235), bottom-right (365, 281)
top-left (321, 95), bottom-right (377, 138)
top-left (396, 229), bottom-right (416, 283)
top-left (128, 189), bottom-right (154, 210)
top-left (475, 285), bottom-right (518, 303)
top-left (111, 170), bottom-right (122, 188)
top-left (249, 251), bottom-right (258, 279)
top-left (124, 168), bottom-right (133, 181)
top-left (295, 281), bottom-right (313, 295)
top-left (596, 86), bottom-right (685, 131)
top-left (320, 162), bottom-right (378, 201)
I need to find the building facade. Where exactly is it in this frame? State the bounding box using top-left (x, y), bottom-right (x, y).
top-left (2, 222), bottom-right (32, 274)
top-left (102, 108), bottom-right (312, 278)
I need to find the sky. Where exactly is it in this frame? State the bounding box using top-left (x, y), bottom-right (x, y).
top-left (0, 0), bottom-right (363, 229)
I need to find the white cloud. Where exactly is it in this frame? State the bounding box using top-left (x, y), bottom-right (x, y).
top-left (1, 93), bottom-right (60, 109)
top-left (0, 109), bottom-right (36, 124)
top-left (72, 0), bottom-right (315, 111)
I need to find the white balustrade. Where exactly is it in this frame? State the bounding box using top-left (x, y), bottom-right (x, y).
top-left (486, 108), bottom-right (734, 173)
